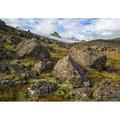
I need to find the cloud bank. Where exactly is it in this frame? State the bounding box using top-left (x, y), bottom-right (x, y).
top-left (2, 18), bottom-right (120, 41)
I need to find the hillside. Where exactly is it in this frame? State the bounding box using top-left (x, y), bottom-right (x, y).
top-left (0, 19), bottom-right (120, 101)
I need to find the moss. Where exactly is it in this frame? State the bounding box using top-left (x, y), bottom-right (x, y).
top-left (0, 87), bottom-right (18, 101)
top-left (47, 43), bottom-right (69, 64)
top-left (59, 82), bottom-right (73, 90)
top-left (10, 59), bottom-right (21, 65)
top-left (86, 70), bottom-right (105, 84)
top-left (0, 73), bottom-right (15, 81)
top-left (54, 82), bottom-right (74, 101)
top-left (20, 73), bottom-right (27, 78)
top-left (4, 43), bottom-right (14, 51)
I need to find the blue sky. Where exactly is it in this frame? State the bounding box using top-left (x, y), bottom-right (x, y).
top-left (2, 18), bottom-right (120, 40)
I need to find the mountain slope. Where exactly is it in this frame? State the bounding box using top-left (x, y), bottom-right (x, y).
top-left (0, 19), bottom-right (120, 101)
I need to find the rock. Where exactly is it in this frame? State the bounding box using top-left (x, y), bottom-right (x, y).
top-left (0, 20), bottom-right (6, 30)
top-left (4, 36), bottom-right (21, 45)
top-left (16, 38), bottom-right (51, 61)
top-left (0, 51), bottom-right (18, 60)
top-left (0, 65), bottom-right (9, 73)
top-left (0, 62), bottom-right (10, 73)
top-left (0, 79), bottom-right (26, 89)
top-left (53, 55), bottom-right (82, 83)
top-left (0, 80), bottom-right (16, 88)
top-left (69, 45), bottom-right (107, 71)
top-left (105, 66), bottom-right (118, 72)
top-left (50, 32), bottom-right (62, 38)
top-left (93, 80), bottom-right (120, 101)
top-left (33, 61), bottom-right (53, 74)
top-left (20, 30), bottom-right (33, 38)
top-left (28, 80), bottom-right (57, 99)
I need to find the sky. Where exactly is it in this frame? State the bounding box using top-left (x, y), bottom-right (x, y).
top-left (1, 18), bottom-right (120, 41)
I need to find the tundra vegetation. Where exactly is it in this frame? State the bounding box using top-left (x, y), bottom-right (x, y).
top-left (0, 20), bottom-right (120, 101)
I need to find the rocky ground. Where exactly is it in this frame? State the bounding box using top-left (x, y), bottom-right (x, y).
top-left (0, 19), bottom-right (120, 101)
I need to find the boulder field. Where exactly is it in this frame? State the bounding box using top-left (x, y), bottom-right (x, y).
top-left (0, 19), bottom-right (120, 101)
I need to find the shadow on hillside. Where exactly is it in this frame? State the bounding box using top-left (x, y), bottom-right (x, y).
top-left (104, 66), bottom-right (119, 73)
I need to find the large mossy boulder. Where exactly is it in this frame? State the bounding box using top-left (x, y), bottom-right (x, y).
top-left (16, 38), bottom-right (51, 61)
top-left (53, 55), bottom-right (82, 83)
top-left (69, 46), bottom-right (107, 71)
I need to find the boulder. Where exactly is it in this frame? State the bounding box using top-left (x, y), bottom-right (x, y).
top-left (16, 38), bottom-right (51, 60)
top-left (28, 80), bottom-right (57, 99)
top-left (0, 61), bottom-right (10, 73)
top-left (0, 65), bottom-right (9, 73)
top-left (105, 66), bottom-right (118, 72)
top-left (53, 55), bottom-right (82, 83)
top-left (69, 46), bottom-right (107, 71)
top-left (33, 61), bottom-right (53, 74)
top-left (4, 36), bottom-right (21, 45)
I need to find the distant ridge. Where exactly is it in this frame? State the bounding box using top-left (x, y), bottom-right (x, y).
top-left (50, 32), bottom-right (62, 38)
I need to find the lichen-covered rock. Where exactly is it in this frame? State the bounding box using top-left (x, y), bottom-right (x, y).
top-left (33, 61), bottom-right (53, 74)
top-left (16, 38), bottom-right (51, 61)
top-left (93, 80), bottom-right (120, 101)
top-left (69, 46), bottom-right (107, 71)
top-left (53, 55), bottom-right (81, 83)
top-left (28, 80), bottom-right (57, 99)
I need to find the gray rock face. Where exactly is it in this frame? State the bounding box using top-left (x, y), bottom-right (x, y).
top-left (28, 80), bottom-right (56, 99)
top-left (93, 80), bottom-right (120, 101)
top-left (69, 46), bottom-right (107, 71)
top-left (16, 38), bottom-right (51, 60)
top-left (33, 61), bottom-right (53, 74)
top-left (53, 55), bottom-right (82, 83)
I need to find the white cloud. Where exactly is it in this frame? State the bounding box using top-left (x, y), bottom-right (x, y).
top-left (1, 18), bottom-right (120, 41)
top-left (32, 19), bottom-right (57, 34)
top-left (81, 18), bottom-right (120, 40)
